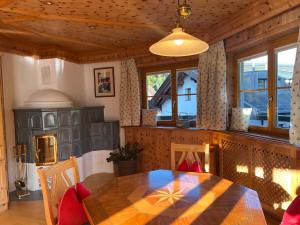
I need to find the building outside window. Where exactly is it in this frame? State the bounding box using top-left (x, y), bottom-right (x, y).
top-left (144, 65), bottom-right (198, 125)
top-left (185, 88), bottom-right (192, 101)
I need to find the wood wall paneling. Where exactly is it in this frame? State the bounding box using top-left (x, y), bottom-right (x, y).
top-left (0, 56), bottom-right (8, 212)
top-left (125, 127), bottom-right (216, 174)
top-left (210, 0), bottom-right (300, 44)
top-left (225, 6), bottom-right (300, 53)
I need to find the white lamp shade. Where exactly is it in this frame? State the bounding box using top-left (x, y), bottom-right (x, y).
top-left (149, 27), bottom-right (209, 57)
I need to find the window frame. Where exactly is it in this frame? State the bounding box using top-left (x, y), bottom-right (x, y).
top-left (274, 43), bottom-right (297, 130)
top-left (233, 32), bottom-right (298, 137)
top-left (142, 61), bottom-right (198, 126)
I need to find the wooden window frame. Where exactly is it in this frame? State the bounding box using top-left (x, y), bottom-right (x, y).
top-left (233, 32), bottom-right (298, 138)
top-left (141, 61), bottom-right (198, 126)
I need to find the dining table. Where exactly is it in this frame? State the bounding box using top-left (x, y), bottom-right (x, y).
top-left (83, 169), bottom-right (267, 225)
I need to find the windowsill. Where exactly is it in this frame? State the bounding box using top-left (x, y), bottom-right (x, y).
top-left (220, 130), bottom-right (289, 143)
top-left (126, 125), bottom-right (289, 143)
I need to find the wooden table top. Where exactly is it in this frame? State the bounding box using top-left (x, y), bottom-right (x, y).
top-left (83, 170), bottom-right (267, 225)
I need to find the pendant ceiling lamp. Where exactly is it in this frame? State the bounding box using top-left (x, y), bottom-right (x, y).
top-left (149, 0), bottom-right (209, 57)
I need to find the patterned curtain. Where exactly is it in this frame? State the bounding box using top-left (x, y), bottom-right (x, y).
top-left (290, 31), bottom-right (300, 146)
top-left (196, 41), bottom-right (227, 130)
top-left (120, 58), bottom-right (141, 126)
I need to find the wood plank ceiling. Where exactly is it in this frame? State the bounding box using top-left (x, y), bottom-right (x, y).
top-left (0, 0), bottom-right (299, 63)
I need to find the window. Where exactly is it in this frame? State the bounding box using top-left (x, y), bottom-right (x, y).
top-left (177, 69), bottom-right (197, 120)
top-left (145, 71), bottom-right (172, 121)
top-left (235, 33), bottom-right (298, 136)
top-left (143, 63), bottom-right (198, 125)
top-left (239, 54), bottom-right (268, 127)
top-left (275, 46), bottom-right (297, 128)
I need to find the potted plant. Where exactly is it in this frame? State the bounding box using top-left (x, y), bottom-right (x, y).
top-left (106, 143), bottom-right (142, 176)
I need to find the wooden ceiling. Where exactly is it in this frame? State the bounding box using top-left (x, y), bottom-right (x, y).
top-left (0, 0), bottom-right (299, 63)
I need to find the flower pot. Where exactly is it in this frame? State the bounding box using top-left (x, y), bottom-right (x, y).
top-left (115, 160), bottom-right (137, 176)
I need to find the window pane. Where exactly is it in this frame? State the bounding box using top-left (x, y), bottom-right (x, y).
top-left (239, 55), bottom-right (268, 90)
top-left (177, 95), bottom-right (197, 120)
top-left (276, 89), bottom-right (291, 128)
top-left (275, 46), bottom-right (295, 129)
top-left (176, 68), bottom-right (197, 122)
top-left (148, 96), bottom-right (172, 121)
top-left (146, 72), bottom-right (171, 96)
top-left (240, 91), bottom-right (268, 127)
top-left (176, 68), bottom-right (197, 94)
top-left (277, 47), bottom-right (296, 88)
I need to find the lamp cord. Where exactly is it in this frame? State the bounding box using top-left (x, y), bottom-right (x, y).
top-left (176, 0), bottom-right (181, 28)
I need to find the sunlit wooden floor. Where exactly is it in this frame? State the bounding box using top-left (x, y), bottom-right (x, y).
top-left (0, 200), bottom-right (46, 225)
top-left (0, 173), bottom-right (280, 225)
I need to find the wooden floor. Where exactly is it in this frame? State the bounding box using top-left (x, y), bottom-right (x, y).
top-left (0, 173), bottom-right (281, 225)
top-left (0, 173), bottom-right (114, 225)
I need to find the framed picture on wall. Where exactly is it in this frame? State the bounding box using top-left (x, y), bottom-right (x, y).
top-left (94, 67), bottom-right (115, 97)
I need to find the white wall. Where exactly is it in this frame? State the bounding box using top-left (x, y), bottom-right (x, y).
top-left (1, 54), bottom-right (124, 191)
top-left (83, 61), bottom-right (121, 120)
top-left (2, 55), bottom-right (86, 107)
top-left (83, 61), bottom-right (125, 145)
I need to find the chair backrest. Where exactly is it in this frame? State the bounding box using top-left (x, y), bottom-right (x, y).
top-left (37, 156), bottom-right (80, 225)
top-left (171, 143), bottom-right (210, 172)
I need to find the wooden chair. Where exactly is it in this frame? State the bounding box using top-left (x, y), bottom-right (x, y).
top-left (37, 156), bottom-right (80, 225)
top-left (171, 143), bottom-right (210, 172)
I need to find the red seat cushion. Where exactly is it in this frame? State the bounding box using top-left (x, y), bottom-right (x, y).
top-left (76, 183), bottom-right (92, 201)
top-left (281, 196), bottom-right (300, 225)
top-left (177, 159), bottom-right (190, 172)
top-left (57, 187), bottom-right (88, 225)
top-left (189, 161), bottom-right (203, 173)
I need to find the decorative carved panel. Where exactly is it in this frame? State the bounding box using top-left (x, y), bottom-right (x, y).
top-left (43, 112), bottom-right (58, 129)
top-left (216, 132), bottom-right (300, 217)
top-left (252, 146), bottom-right (293, 212)
top-left (30, 114), bottom-right (43, 129)
top-left (220, 138), bottom-right (253, 188)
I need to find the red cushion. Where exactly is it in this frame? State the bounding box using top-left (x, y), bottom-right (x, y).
top-left (177, 159), bottom-right (190, 172)
top-left (76, 183), bottom-right (92, 201)
top-left (189, 161), bottom-right (203, 173)
top-left (57, 187), bottom-right (88, 225)
top-left (281, 196), bottom-right (300, 225)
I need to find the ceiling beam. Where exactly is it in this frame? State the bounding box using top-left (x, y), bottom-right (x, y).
top-left (0, 34), bottom-right (37, 56)
top-left (0, 7), bottom-right (163, 30)
top-left (9, 23), bottom-right (114, 49)
top-left (1, 16), bottom-right (36, 23)
top-left (208, 0), bottom-right (300, 43)
top-left (0, 29), bottom-right (32, 35)
top-left (0, 35), bottom-right (81, 63)
top-left (36, 46), bottom-right (80, 63)
top-left (76, 45), bottom-right (150, 64)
